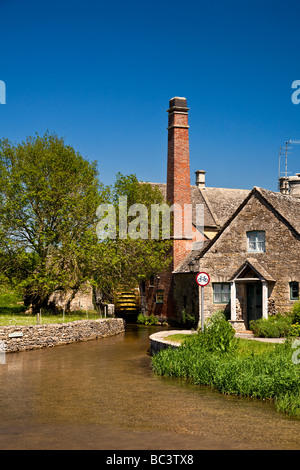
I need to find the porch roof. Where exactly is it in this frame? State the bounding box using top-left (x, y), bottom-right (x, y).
top-left (229, 259), bottom-right (276, 283)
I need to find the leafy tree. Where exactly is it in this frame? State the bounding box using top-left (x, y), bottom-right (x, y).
top-left (0, 134), bottom-right (172, 312)
top-left (0, 132), bottom-right (107, 309)
top-left (93, 173), bottom-right (172, 301)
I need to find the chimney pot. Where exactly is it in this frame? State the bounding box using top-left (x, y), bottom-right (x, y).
top-left (288, 173), bottom-right (300, 198)
top-left (279, 176), bottom-right (289, 195)
top-left (195, 170), bottom-right (206, 188)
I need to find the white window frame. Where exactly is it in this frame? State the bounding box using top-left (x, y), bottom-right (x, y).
top-left (247, 231), bottom-right (266, 253)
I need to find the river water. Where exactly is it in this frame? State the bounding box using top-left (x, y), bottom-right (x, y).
top-left (0, 323), bottom-right (300, 450)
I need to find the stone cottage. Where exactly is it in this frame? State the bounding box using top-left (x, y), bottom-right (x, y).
top-left (144, 96), bottom-right (300, 331)
top-left (175, 186), bottom-right (300, 331)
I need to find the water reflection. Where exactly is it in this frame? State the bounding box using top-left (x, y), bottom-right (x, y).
top-left (0, 324), bottom-right (300, 450)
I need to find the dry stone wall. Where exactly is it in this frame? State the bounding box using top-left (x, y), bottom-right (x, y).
top-left (0, 318), bottom-right (125, 353)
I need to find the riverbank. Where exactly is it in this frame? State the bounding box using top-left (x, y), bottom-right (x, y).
top-left (0, 318), bottom-right (125, 353)
top-left (150, 329), bottom-right (285, 354)
top-left (151, 317), bottom-right (300, 418)
top-left (2, 323), bottom-right (300, 450)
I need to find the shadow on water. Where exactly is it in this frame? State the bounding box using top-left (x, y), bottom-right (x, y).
top-left (0, 323), bottom-right (300, 450)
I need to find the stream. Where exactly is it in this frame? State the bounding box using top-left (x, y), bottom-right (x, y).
top-left (0, 323), bottom-right (300, 450)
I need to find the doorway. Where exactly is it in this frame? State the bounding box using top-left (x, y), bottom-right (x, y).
top-left (246, 282), bottom-right (262, 329)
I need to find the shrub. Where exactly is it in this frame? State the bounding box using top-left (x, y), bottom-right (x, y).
top-left (289, 322), bottom-right (300, 337)
top-left (137, 313), bottom-right (159, 325)
top-left (201, 310), bottom-right (239, 353)
top-left (250, 313), bottom-right (293, 338)
top-left (137, 313), bottom-right (145, 324)
top-left (292, 301), bottom-right (300, 324)
top-left (181, 309), bottom-right (197, 329)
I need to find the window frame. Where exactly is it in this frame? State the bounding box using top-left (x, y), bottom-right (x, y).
top-left (213, 283), bottom-right (231, 304)
top-left (290, 281), bottom-right (299, 301)
top-left (155, 290), bottom-right (164, 304)
top-left (247, 230), bottom-right (266, 253)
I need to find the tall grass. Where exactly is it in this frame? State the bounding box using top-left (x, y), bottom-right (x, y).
top-left (151, 312), bottom-right (300, 417)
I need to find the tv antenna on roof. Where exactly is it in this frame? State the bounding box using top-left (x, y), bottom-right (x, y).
top-left (278, 140), bottom-right (300, 192)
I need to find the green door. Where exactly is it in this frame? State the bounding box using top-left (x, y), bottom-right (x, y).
top-left (247, 283), bottom-right (262, 328)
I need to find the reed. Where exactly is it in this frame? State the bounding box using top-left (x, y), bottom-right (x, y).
top-left (151, 313), bottom-right (300, 417)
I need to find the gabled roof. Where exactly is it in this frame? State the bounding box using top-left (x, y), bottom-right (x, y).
top-left (174, 186), bottom-right (300, 273)
top-left (146, 182), bottom-right (250, 229)
top-left (256, 187), bottom-right (300, 235)
top-left (229, 258), bottom-right (276, 282)
top-left (199, 186), bottom-right (250, 227)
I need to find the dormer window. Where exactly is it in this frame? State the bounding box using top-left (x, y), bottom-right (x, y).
top-left (247, 231), bottom-right (265, 253)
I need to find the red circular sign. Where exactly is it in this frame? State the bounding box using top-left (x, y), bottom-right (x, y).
top-left (196, 272), bottom-right (210, 287)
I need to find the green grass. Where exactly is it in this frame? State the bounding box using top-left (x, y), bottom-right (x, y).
top-left (164, 333), bottom-right (193, 343)
top-left (165, 334), bottom-right (277, 353)
top-left (0, 311), bottom-right (103, 326)
top-left (152, 317), bottom-right (300, 418)
top-left (236, 338), bottom-right (277, 356)
top-left (0, 288), bottom-right (102, 326)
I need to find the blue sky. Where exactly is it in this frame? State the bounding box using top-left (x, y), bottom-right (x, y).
top-left (1, 0), bottom-right (300, 191)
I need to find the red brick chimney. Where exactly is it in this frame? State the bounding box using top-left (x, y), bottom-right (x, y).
top-left (147, 97), bottom-right (193, 322)
top-left (166, 96), bottom-right (192, 269)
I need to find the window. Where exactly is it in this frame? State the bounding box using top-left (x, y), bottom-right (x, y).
top-left (213, 283), bottom-right (230, 304)
top-left (149, 275), bottom-right (155, 287)
top-left (156, 290), bottom-right (164, 304)
top-left (247, 231), bottom-right (265, 253)
top-left (290, 282), bottom-right (299, 301)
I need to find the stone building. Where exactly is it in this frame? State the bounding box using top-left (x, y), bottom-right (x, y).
top-left (175, 186), bottom-right (300, 331)
top-left (145, 96), bottom-right (300, 330)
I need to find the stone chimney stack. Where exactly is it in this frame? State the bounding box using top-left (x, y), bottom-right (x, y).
top-left (195, 170), bottom-right (206, 188)
top-left (289, 173), bottom-right (300, 198)
top-left (166, 96), bottom-right (192, 269)
top-left (279, 177), bottom-right (289, 195)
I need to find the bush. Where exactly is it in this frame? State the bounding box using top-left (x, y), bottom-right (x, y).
top-left (137, 313), bottom-right (159, 326)
top-left (292, 301), bottom-right (300, 324)
top-left (250, 313), bottom-right (293, 338)
top-left (289, 322), bottom-right (300, 337)
top-left (181, 309), bottom-right (197, 329)
top-left (201, 311), bottom-right (239, 353)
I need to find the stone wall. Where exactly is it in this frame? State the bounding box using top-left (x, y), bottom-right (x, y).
top-left (174, 192), bottom-right (300, 329)
top-left (197, 193), bottom-right (300, 316)
top-left (149, 330), bottom-right (192, 354)
top-left (0, 318), bottom-right (125, 353)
